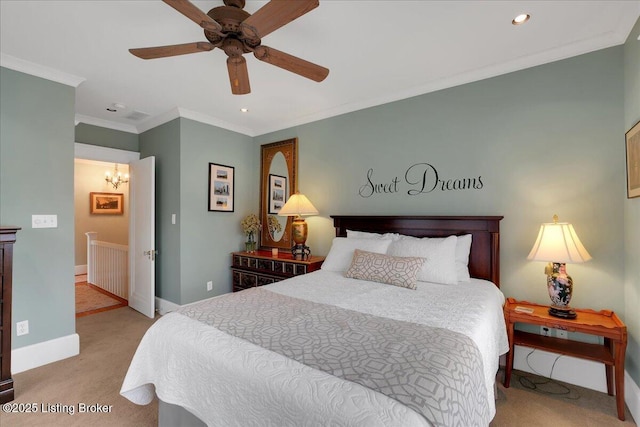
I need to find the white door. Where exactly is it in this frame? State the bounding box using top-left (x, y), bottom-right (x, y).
top-left (128, 156), bottom-right (155, 318)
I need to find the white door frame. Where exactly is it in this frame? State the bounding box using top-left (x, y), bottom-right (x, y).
top-left (74, 142), bottom-right (142, 307)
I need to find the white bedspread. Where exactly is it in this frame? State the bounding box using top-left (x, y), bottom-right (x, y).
top-left (121, 271), bottom-right (508, 427)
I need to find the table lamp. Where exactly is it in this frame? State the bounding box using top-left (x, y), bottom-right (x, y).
top-left (278, 192), bottom-right (318, 259)
top-left (527, 215), bottom-right (592, 319)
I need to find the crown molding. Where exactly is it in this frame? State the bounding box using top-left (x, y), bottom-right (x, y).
top-left (177, 107), bottom-right (255, 137)
top-left (75, 114), bottom-right (139, 134)
top-left (0, 53), bottom-right (85, 87)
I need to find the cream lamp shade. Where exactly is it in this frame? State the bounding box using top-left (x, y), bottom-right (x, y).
top-left (527, 216), bottom-right (592, 263)
top-left (527, 215), bottom-right (591, 319)
top-left (277, 193), bottom-right (319, 217)
top-left (278, 193), bottom-right (318, 259)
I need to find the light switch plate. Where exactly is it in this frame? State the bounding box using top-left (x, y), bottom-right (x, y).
top-left (32, 214), bottom-right (57, 228)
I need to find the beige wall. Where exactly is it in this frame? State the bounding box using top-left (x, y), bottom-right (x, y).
top-left (74, 159), bottom-right (129, 267)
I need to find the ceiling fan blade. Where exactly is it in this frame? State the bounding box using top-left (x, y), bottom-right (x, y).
top-left (227, 57), bottom-right (251, 95)
top-left (241, 0), bottom-right (319, 40)
top-left (254, 46), bottom-right (328, 82)
top-left (163, 0), bottom-right (223, 34)
top-left (129, 42), bottom-right (215, 59)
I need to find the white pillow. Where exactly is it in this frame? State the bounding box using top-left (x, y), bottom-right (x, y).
top-left (322, 237), bottom-right (392, 272)
top-left (387, 235), bottom-right (458, 285)
top-left (454, 234), bottom-right (472, 282)
top-left (424, 234), bottom-right (472, 282)
top-left (346, 229), bottom-right (402, 241)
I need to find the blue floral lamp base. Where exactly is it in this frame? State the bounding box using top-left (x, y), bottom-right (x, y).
top-left (546, 262), bottom-right (577, 319)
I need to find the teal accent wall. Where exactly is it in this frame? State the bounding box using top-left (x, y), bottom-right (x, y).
top-left (0, 67), bottom-right (76, 348)
top-left (179, 118), bottom-right (254, 304)
top-left (623, 17), bottom-right (640, 389)
top-left (139, 119), bottom-right (181, 304)
top-left (140, 118), bottom-right (255, 305)
top-left (256, 47), bottom-right (625, 314)
top-left (75, 122), bottom-right (139, 151)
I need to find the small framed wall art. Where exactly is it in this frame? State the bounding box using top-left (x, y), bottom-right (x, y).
top-left (90, 192), bottom-right (124, 215)
top-left (626, 120), bottom-right (640, 198)
top-left (208, 162), bottom-right (235, 211)
top-left (268, 174), bottom-right (287, 214)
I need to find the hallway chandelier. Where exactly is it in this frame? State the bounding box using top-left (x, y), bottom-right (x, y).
top-left (105, 163), bottom-right (129, 189)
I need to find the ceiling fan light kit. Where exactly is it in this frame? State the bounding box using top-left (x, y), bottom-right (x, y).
top-left (129, 0), bottom-right (329, 95)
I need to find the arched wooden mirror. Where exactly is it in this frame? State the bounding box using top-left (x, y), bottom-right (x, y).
top-left (260, 138), bottom-right (297, 250)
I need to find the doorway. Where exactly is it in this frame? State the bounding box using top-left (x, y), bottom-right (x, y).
top-left (74, 158), bottom-right (130, 316)
top-left (74, 142), bottom-right (156, 319)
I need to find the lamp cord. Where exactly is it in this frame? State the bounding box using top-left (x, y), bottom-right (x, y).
top-left (519, 349), bottom-right (579, 399)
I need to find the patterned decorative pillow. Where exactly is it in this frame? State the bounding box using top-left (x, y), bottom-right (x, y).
top-left (345, 249), bottom-right (426, 290)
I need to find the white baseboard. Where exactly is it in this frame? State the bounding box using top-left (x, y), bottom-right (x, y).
top-left (515, 344), bottom-right (640, 420)
top-left (626, 371), bottom-right (640, 424)
top-left (75, 265), bottom-right (87, 275)
top-left (12, 333), bottom-right (80, 374)
top-left (155, 296), bottom-right (181, 316)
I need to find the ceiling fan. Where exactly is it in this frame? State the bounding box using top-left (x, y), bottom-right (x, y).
top-left (129, 0), bottom-right (329, 95)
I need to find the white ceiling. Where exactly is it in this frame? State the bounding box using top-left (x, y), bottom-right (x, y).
top-left (1, 1), bottom-right (639, 137)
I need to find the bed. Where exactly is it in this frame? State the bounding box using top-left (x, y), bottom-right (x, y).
top-left (121, 215), bottom-right (508, 427)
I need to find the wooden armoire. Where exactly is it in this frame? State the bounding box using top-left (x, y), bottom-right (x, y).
top-left (0, 227), bottom-right (19, 403)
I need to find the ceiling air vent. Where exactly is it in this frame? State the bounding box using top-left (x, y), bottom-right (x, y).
top-left (124, 110), bottom-right (150, 121)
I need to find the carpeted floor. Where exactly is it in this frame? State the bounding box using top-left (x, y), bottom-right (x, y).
top-left (492, 370), bottom-right (636, 426)
top-left (75, 278), bottom-right (127, 317)
top-left (5, 307), bottom-right (159, 427)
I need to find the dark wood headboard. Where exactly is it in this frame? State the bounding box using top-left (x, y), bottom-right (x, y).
top-left (331, 215), bottom-right (503, 287)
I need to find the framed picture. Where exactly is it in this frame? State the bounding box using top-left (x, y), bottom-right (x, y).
top-left (208, 163), bottom-right (235, 212)
top-left (268, 174), bottom-right (288, 214)
top-left (626, 120), bottom-right (640, 198)
top-left (90, 192), bottom-right (123, 215)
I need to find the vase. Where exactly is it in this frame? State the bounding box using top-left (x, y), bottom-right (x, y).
top-left (245, 233), bottom-right (256, 253)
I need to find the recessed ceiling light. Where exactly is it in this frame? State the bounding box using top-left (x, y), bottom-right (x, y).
top-left (240, 108), bottom-right (249, 113)
top-left (512, 14), bottom-right (530, 25)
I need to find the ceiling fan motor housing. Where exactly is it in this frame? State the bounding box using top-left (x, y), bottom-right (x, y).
top-left (205, 5), bottom-right (260, 52)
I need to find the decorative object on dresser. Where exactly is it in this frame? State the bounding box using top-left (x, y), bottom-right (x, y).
top-left (240, 213), bottom-right (261, 253)
top-left (277, 192), bottom-right (319, 259)
top-left (231, 250), bottom-right (324, 292)
top-left (1, 226), bottom-right (20, 404)
top-left (626, 120), bottom-right (640, 198)
top-left (527, 215), bottom-right (591, 319)
top-left (208, 162), bottom-right (235, 212)
top-left (503, 298), bottom-right (627, 421)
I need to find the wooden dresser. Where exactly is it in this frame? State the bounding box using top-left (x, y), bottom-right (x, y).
top-left (231, 250), bottom-right (324, 292)
top-left (1, 226), bottom-right (19, 404)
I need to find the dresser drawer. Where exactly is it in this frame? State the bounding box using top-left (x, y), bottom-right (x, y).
top-left (231, 251), bottom-right (324, 292)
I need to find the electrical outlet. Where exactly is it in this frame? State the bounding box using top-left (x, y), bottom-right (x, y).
top-left (556, 329), bottom-right (568, 339)
top-left (17, 320), bottom-right (29, 336)
top-left (207, 281), bottom-right (213, 291)
top-left (540, 326), bottom-right (551, 337)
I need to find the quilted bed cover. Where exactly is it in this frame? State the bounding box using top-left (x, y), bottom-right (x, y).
top-left (120, 270), bottom-right (509, 427)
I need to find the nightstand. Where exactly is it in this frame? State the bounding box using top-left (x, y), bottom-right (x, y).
top-left (503, 297), bottom-right (627, 421)
top-left (231, 250), bottom-right (324, 292)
